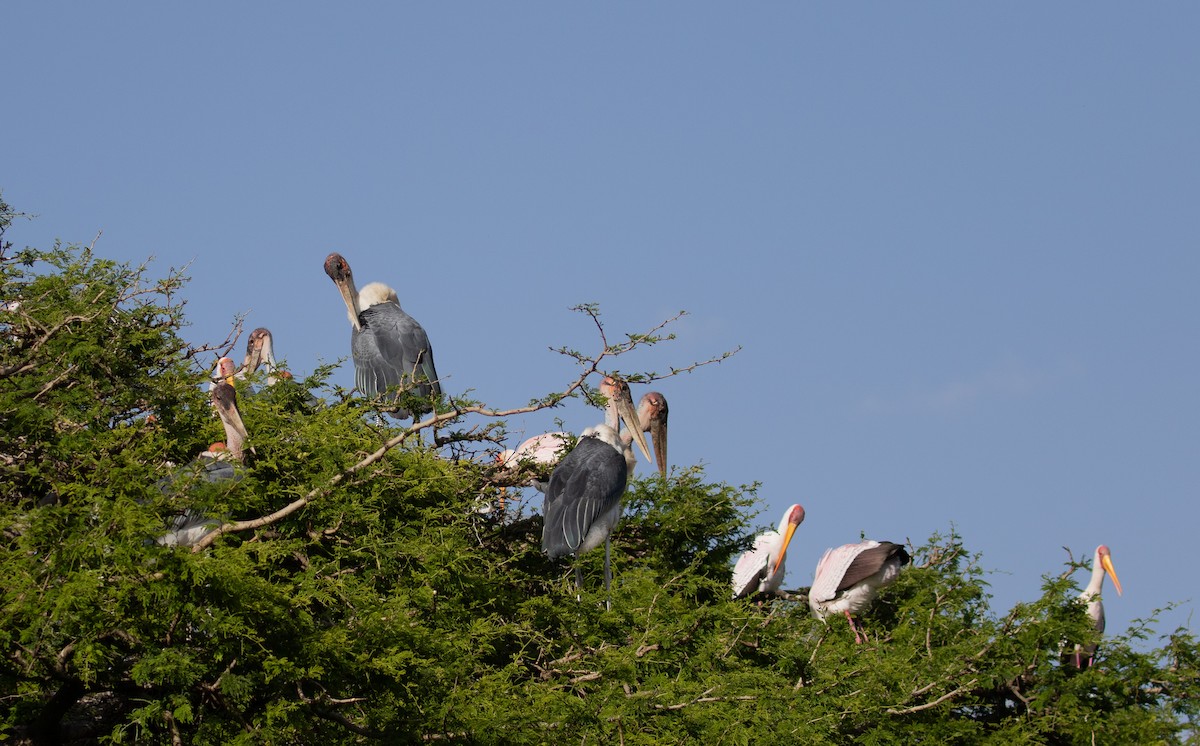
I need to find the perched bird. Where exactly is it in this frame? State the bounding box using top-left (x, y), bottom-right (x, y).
top-left (636, 391), bottom-right (669, 476)
top-left (542, 377), bottom-right (651, 608)
top-left (497, 431), bottom-right (574, 494)
top-left (731, 503), bottom-right (806, 600)
top-left (498, 432), bottom-right (574, 472)
top-left (809, 540), bottom-right (910, 643)
top-left (157, 381), bottom-right (248, 547)
top-left (207, 356), bottom-right (237, 391)
top-left (596, 376), bottom-right (653, 464)
top-left (238, 327), bottom-right (279, 386)
top-left (1067, 544), bottom-right (1123, 670)
top-left (324, 252), bottom-right (440, 419)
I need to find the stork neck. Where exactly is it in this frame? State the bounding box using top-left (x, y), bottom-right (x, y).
top-left (605, 398), bottom-right (619, 430)
top-left (1083, 552), bottom-right (1106, 598)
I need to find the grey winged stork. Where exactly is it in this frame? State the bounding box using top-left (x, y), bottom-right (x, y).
top-left (731, 503), bottom-right (806, 600)
top-left (809, 539), bottom-right (910, 643)
top-left (1067, 544), bottom-right (1123, 670)
top-left (157, 381), bottom-right (249, 547)
top-left (542, 377), bottom-right (652, 608)
top-left (324, 252), bottom-right (441, 419)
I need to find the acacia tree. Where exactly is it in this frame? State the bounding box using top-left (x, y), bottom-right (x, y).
top-left (1, 197), bottom-right (1197, 744)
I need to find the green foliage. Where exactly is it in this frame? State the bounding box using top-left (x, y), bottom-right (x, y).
top-left (1, 197), bottom-right (1198, 743)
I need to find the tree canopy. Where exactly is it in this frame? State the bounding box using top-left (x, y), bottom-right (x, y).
top-left (2, 195), bottom-right (1197, 744)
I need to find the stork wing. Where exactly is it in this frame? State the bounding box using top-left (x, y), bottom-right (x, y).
top-left (730, 531), bottom-right (778, 599)
top-left (353, 304), bottom-right (440, 399)
top-left (541, 438), bottom-right (627, 560)
top-left (810, 546), bottom-right (841, 603)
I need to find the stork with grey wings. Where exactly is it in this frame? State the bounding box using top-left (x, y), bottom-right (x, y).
top-left (542, 376), bottom-right (652, 608)
top-left (809, 539), bottom-right (910, 643)
top-left (156, 380), bottom-right (249, 547)
top-left (324, 252), bottom-right (441, 420)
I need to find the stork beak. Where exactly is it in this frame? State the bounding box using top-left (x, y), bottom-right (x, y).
top-left (324, 253), bottom-right (362, 331)
top-left (650, 416), bottom-right (668, 477)
top-left (771, 521), bottom-right (799, 576)
top-left (333, 276), bottom-right (362, 331)
top-left (244, 340), bottom-right (263, 377)
top-left (1101, 553), bottom-right (1123, 596)
top-left (211, 383), bottom-right (249, 442)
top-left (614, 388), bottom-right (653, 463)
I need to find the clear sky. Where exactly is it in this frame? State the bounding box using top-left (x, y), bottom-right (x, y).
top-left (6, 5), bottom-right (1198, 640)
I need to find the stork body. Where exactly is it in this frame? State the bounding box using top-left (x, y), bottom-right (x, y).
top-left (542, 377), bottom-right (649, 609)
top-left (1068, 544), bottom-right (1123, 669)
top-left (731, 503), bottom-right (806, 599)
top-left (324, 253), bottom-right (440, 418)
top-left (542, 425), bottom-right (632, 560)
top-left (809, 540), bottom-right (910, 643)
top-left (498, 432), bottom-right (573, 495)
top-left (499, 432), bottom-right (574, 471)
top-left (157, 382), bottom-right (248, 547)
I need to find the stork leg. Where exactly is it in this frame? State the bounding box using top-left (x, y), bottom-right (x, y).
top-left (843, 610), bottom-right (864, 644)
top-left (603, 538), bottom-right (612, 611)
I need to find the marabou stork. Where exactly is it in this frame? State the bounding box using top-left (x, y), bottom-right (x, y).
top-left (731, 503), bottom-right (806, 600)
top-left (1067, 544), bottom-right (1123, 670)
top-left (238, 327), bottom-right (279, 386)
top-left (324, 252), bottom-right (440, 418)
top-left (157, 381), bottom-right (248, 547)
top-left (636, 391), bottom-right (669, 476)
top-left (809, 539), bottom-right (910, 643)
top-left (542, 378), bottom-right (651, 608)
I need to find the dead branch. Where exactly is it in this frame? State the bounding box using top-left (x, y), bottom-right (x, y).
top-left (886, 678), bottom-right (978, 716)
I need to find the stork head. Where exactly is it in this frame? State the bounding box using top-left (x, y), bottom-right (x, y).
top-left (599, 376), bottom-right (652, 464)
top-left (324, 252), bottom-right (362, 330)
top-left (637, 391), bottom-right (669, 476)
top-left (771, 503), bottom-right (806, 575)
top-left (214, 356), bottom-right (237, 386)
top-left (243, 327), bottom-right (275, 377)
top-left (1097, 545), bottom-right (1122, 596)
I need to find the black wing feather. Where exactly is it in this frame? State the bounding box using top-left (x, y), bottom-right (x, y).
top-left (837, 542), bottom-right (910, 592)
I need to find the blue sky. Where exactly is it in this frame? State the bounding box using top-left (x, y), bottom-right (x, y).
top-left (6, 5), bottom-right (1198, 639)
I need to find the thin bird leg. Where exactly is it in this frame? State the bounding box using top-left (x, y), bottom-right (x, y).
top-left (844, 610), bottom-right (864, 644)
top-left (604, 538), bottom-right (612, 611)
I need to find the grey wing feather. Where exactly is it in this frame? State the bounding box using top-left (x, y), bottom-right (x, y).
top-left (541, 438), bottom-right (627, 559)
top-left (837, 542), bottom-right (909, 592)
top-left (353, 304), bottom-right (440, 399)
